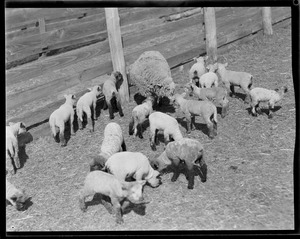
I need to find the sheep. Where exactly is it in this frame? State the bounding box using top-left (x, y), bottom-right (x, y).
top-left (249, 86), bottom-right (288, 118)
top-left (127, 51), bottom-right (176, 105)
top-left (148, 111), bottom-right (183, 151)
top-left (104, 151), bottom-right (161, 188)
top-left (89, 122), bottom-right (126, 171)
top-left (102, 71), bottom-right (124, 119)
top-left (189, 56), bottom-right (208, 87)
top-left (49, 94), bottom-right (76, 147)
top-left (76, 85), bottom-right (101, 132)
top-left (6, 179), bottom-right (29, 211)
top-left (79, 170), bottom-right (146, 224)
top-left (6, 122), bottom-right (27, 175)
top-left (128, 95), bottom-right (156, 138)
top-left (198, 62), bottom-right (219, 88)
top-left (149, 138), bottom-right (207, 189)
top-left (216, 62), bottom-right (253, 102)
top-left (170, 92), bottom-right (218, 139)
top-left (188, 82), bottom-right (229, 118)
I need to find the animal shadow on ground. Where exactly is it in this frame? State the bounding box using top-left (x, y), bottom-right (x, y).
top-left (176, 117), bottom-right (210, 137)
top-left (17, 132), bottom-right (33, 168)
top-left (85, 194), bottom-right (146, 216)
top-left (230, 91), bottom-right (246, 101)
top-left (6, 197), bottom-right (33, 211)
top-left (246, 106), bottom-right (281, 117)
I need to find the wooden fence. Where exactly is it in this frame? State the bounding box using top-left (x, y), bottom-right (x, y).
top-left (5, 7), bottom-right (291, 138)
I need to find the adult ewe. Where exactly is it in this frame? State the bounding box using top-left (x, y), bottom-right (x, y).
top-left (6, 122), bottom-right (27, 175)
top-left (127, 51), bottom-right (176, 106)
top-left (150, 138), bottom-right (207, 189)
top-left (102, 71), bottom-right (124, 119)
top-left (249, 86), bottom-right (288, 118)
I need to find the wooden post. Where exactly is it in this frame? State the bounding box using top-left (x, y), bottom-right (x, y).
top-left (105, 8), bottom-right (129, 105)
top-left (262, 7), bottom-right (273, 35)
top-left (203, 7), bottom-right (217, 63)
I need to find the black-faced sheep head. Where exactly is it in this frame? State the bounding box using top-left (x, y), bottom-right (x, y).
top-left (113, 71), bottom-right (124, 90)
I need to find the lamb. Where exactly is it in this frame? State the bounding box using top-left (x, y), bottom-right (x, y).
top-left (188, 82), bottom-right (229, 118)
top-left (76, 85), bottom-right (101, 132)
top-left (102, 71), bottom-right (124, 119)
top-left (149, 138), bottom-right (207, 189)
top-left (128, 95), bottom-right (156, 138)
top-left (189, 56), bottom-right (208, 87)
top-left (6, 122), bottom-right (27, 175)
top-left (216, 62), bottom-right (253, 102)
top-left (170, 92), bottom-right (217, 139)
top-left (249, 86), bottom-right (288, 118)
top-left (89, 122), bottom-right (126, 171)
top-left (199, 71), bottom-right (219, 88)
top-left (79, 170), bottom-right (146, 224)
top-left (49, 94), bottom-right (76, 147)
top-left (148, 111), bottom-right (183, 151)
top-left (6, 179), bottom-right (29, 211)
top-left (104, 151), bottom-right (161, 188)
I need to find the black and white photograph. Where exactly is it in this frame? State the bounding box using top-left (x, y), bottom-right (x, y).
top-left (5, 0), bottom-right (298, 234)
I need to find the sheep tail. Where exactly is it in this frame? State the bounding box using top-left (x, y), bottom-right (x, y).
top-left (128, 116), bottom-right (135, 135)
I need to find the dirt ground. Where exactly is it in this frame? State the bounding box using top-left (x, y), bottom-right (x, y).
top-left (6, 24), bottom-right (295, 232)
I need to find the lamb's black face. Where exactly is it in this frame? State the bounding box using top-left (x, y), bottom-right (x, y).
top-left (11, 194), bottom-right (28, 211)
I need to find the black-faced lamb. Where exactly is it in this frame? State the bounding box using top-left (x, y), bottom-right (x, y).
top-left (170, 92), bottom-right (217, 138)
top-left (89, 122), bottom-right (126, 171)
top-left (79, 170), bottom-right (146, 224)
top-left (149, 138), bottom-right (207, 189)
top-left (216, 62), bottom-right (253, 102)
top-left (102, 71), bottom-right (124, 119)
top-left (249, 86), bottom-right (288, 118)
top-left (188, 82), bottom-right (229, 118)
top-left (6, 122), bottom-right (27, 175)
top-left (189, 56), bottom-right (208, 87)
top-left (148, 111), bottom-right (183, 151)
top-left (6, 179), bottom-right (29, 211)
top-left (127, 51), bottom-right (176, 105)
top-left (128, 95), bottom-right (156, 138)
top-left (49, 94), bottom-right (76, 147)
top-left (104, 151), bottom-right (161, 188)
top-left (76, 85), bottom-right (101, 132)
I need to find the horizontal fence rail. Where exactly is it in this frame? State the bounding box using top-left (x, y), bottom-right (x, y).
top-left (5, 7), bottom-right (291, 139)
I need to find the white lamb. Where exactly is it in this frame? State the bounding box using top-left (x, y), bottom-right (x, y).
top-left (170, 92), bottom-right (218, 139)
top-left (6, 179), bottom-right (29, 211)
top-left (6, 122), bottom-right (27, 175)
top-left (199, 69), bottom-right (219, 88)
top-left (148, 111), bottom-right (183, 151)
top-left (128, 95), bottom-right (156, 139)
top-left (89, 122), bottom-right (126, 171)
top-left (188, 82), bottom-right (229, 118)
top-left (104, 151), bottom-right (161, 188)
top-left (49, 94), bottom-right (76, 147)
top-left (216, 62), bottom-right (253, 102)
top-left (189, 56), bottom-right (208, 87)
top-left (102, 71), bottom-right (124, 119)
top-left (79, 170), bottom-right (146, 224)
top-left (249, 86), bottom-right (288, 118)
top-left (76, 85), bottom-right (101, 132)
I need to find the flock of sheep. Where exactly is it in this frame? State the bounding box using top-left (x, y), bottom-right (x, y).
top-left (6, 50), bottom-right (288, 225)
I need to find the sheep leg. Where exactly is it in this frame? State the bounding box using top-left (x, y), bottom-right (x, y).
top-left (103, 99), bottom-right (108, 110)
top-left (79, 188), bottom-right (92, 212)
top-left (58, 124), bottom-right (66, 147)
top-left (268, 102), bottom-right (275, 119)
top-left (137, 124), bottom-right (144, 139)
top-left (100, 195), bottom-right (114, 215)
top-left (77, 116), bottom-right (83, 130)
top-left (170, 164), bottom-right (180, 182)
top-left (111, 197), bottom-right (124, 224)
top-left (150, 128), bottom-right (157, 151)
top-left (116, 99), bottom-right (124, 117)
top-left (191, 116), bottom-right (196, 131)
top-left (70, 114), bottom-right (75, 135)
top-left (186, 115), bottom-right (192, 134)
top-left (121, 140), bottom-right (127, 151)
top-left (163, 132), bottom-right (170, 147)
top-left (229, 85), bottom-right (235, 97)
top-left (207, 123), bottom-right (215, 139)
top-left (186, 168), bottom-right (195, 190)
top-left (6, 157), bottom-right (16, 175)
top-left (85, 108), bottom-right (94, 132)
top-left (107, 101), bottom-right (114, 120)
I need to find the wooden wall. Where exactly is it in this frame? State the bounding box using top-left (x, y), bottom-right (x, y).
top-left (5, 7), bottom-right (291, 138)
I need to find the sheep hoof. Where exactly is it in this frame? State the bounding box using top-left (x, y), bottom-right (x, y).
top-left (119, 113), bottom-right (124, 117)
top-left (61, 143), bottom-right (67, 147)
top-left (138, 135), bottom-right (143, 139)
top-left (268, 114), bottom-right (273, 119)
top-left (187, 131), bottom-right (191, 135)
top-left (116, 218), bottom-right (124, 224)
top-left (109, 116), bottom-right (114, 120)
top-left (187, 185), bottom-right (194, 190)
top-left (71, 132), bottom-right (76, 136)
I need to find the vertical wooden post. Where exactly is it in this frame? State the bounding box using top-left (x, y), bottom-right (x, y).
top-left (105, 8), bottom-right (129, 105)
top-left (203, 7), bottom-right (217, 63)
top-left (262, 7), bottom-right (273, 35)
top-left (38, 18), bottom-right (46, 33)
